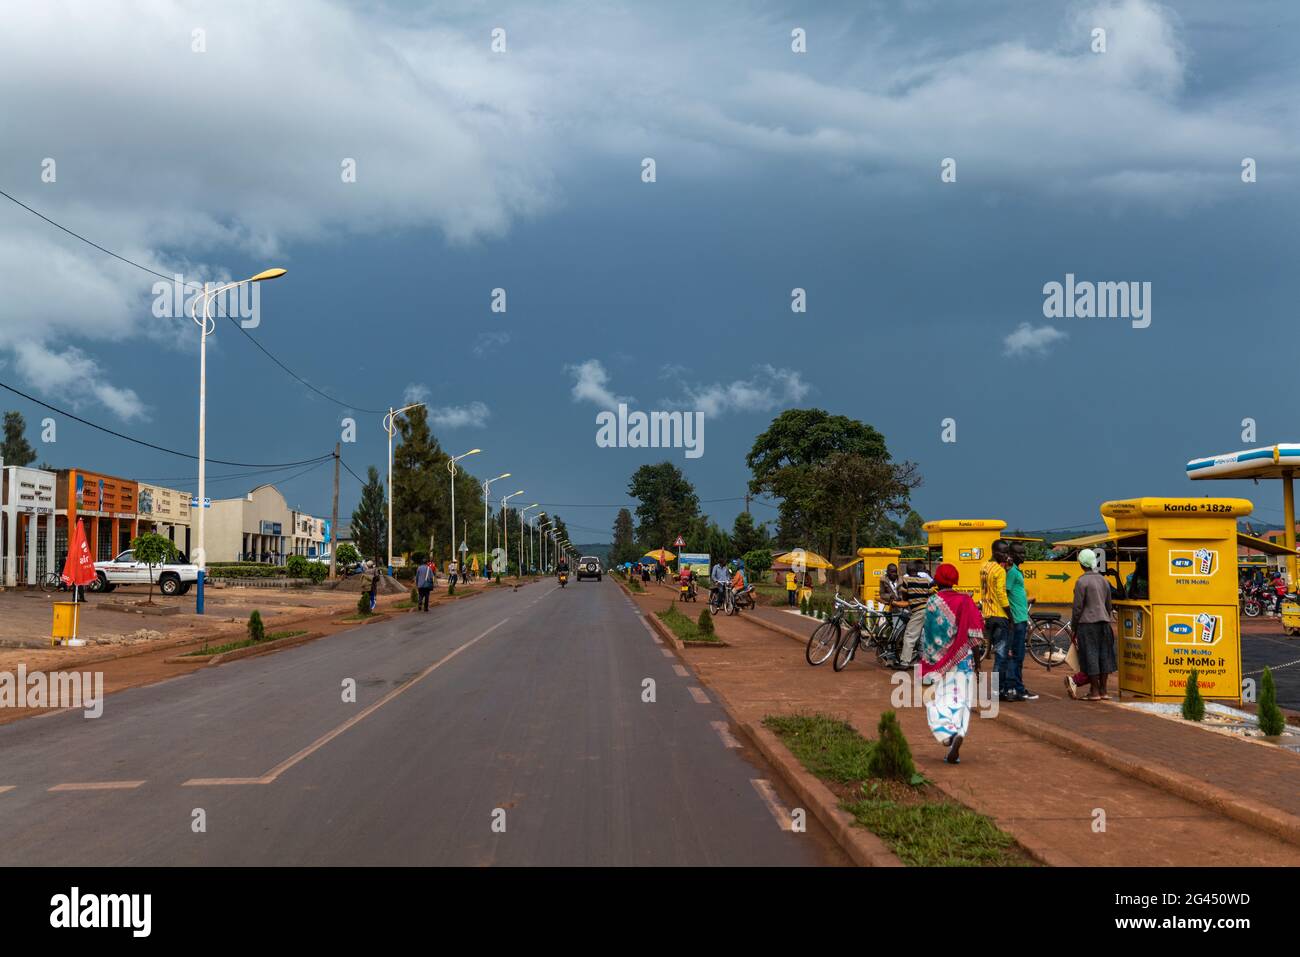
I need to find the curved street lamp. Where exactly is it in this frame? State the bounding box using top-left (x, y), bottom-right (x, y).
top-left (501, 490), bottom-right (524, 576)
top-left (520, 504), bottom-right (540, 575)
top-left (539, 520), bottom-right (553, 573)
top-left (190, 267), bottom-right (287, 614)
top-left (381, 402), bottom-right (426, 574)
top-left (482, 473), bottom-right (510, 575)
top-left (446, 448), bottom-right (481, 566)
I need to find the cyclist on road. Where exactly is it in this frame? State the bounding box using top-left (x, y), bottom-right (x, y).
top-left (710, 557), bottom-right (729, 604)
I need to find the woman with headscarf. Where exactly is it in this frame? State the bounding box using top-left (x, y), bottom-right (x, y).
top-left (920, 563), bottom-right (985, 764)
top-left (1070, 548), bottom-right (1117, 700)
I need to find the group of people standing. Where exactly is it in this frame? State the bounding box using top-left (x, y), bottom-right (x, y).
top-left (413, 557), bottom-right (474, 611)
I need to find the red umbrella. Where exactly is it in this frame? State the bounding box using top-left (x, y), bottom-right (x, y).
top-left (61, 518), bottom-right (97, 589)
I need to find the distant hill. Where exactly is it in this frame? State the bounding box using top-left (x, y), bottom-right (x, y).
top-left (572, 543), bottom-right (611, 562)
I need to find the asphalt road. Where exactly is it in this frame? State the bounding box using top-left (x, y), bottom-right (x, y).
top-left (0, 579), bottom-right (839, 865)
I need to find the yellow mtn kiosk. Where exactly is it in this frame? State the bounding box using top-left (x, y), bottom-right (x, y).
top-left (1094, 497), bottom-right (1267, 703)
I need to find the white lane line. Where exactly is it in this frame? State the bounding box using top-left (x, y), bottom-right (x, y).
top-left (672, 664), bottom-right (689, 677)
top-left (687, 686), bottom-right (710, 704)
top-left (660, 648), bottom-right (675, 659)
top-left (0, 786), bottom-right (16, 795)
top-left (711, 720), bottom-right (741, 748)
top-left (48, 781), bottom-right (146, 792)
top-left (184, 617), bottom-right (513, 787)
top-left (750, 778), bottom-right (794, 831)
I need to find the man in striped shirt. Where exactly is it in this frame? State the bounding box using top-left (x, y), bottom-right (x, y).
top-left (898, 561), bottom-right (934, 667)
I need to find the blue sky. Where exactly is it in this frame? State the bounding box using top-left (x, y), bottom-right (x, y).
top-left (0, 0), bottom-right (1297, 540)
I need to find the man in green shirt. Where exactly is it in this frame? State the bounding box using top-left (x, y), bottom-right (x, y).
top-left (1005, 542), bottom-right (1038, 701)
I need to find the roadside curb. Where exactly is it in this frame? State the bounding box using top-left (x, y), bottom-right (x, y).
top-left (164, 630), bottom-right (325, 665)
top-left (744, 607), bottom-right (1300, 852)
top-left (994, 708), bottom-right (1300, 849)
top-left (644, 609), bottom-right (684, 651)
top-left (740, 720), bottom-right (903, 867)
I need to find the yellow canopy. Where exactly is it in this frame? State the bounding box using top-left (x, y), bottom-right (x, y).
top-left (772, 550), bottom-right (835, 570)
top-left (644, 549), bottom-right (676, 562)
top-left (1050, 529), bottom-right (1145, 549)
top-left (1238, 533), bottom-right (1297, 557)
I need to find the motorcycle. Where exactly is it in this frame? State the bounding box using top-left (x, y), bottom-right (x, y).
top-left (679, 578), bottom-right (697, 602)
top-left (559, 571), bottom-right (568, 588)
top-left (1241, 582), bottom-right (1267, 618)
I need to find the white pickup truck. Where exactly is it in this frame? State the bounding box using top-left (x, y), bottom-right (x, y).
top-left (91, 549), bottom-right (199, 596)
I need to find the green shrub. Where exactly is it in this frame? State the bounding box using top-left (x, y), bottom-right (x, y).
top-left (410, 586), bottom-right (419, 604)
top-left (866, 710), bottom-right (917, 782)
top-left (448, 579), bottom-right (456, 596)
top-left (1181, 669), bottom-right (1205, 722)
top-left (306, 562), bottom-right (327, 584)
top-left (286, 555), bottom-right (310, 578)
top-left (247, 610), bottom-right (265, 643)
top-left (1258, 667), bottom-right (1286, 736)
top-left (696, 608), bottom-right (715, 636)
top-left (800, 596), bottom-right (809, 615)
top-left (356, 590), bottom-right (372, 616)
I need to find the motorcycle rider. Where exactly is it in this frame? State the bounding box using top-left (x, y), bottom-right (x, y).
top-left (557, 555), bottom-right (569, 580)
top-left (710, 556), bottom-right (729, 605)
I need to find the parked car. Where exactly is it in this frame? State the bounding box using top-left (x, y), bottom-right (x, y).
top-left (577, 556), bottom-right (602, 581)
top-left (91, 549), bottom-right (200, 596)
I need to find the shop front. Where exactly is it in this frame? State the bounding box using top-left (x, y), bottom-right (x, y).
top-left (55, 469), bottom-right (139, 564)
top-left (137, 483), bottom-right (192, 560)
top-left (2, 465), bottom-right (57, 587)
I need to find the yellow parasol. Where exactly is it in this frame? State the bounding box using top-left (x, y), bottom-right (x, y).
top-left (644, 549), bottom-right (676, 563)
top-left (771, 549), bottom-right (834, 570)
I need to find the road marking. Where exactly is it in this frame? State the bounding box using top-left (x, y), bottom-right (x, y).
top-left (184, 617), bottom-right (512, 787)
top-left (711, 720), bottom-right (741, 748)
top-left (750, 778), bottom-right (794, 831)
top-left (687, 686), bottom-right (710, 704)
top-left (0, 786), bottom-right (15, 795)
top-left (672, 664), bottom-right (689, 677)
top-left (48, 781), bottom-right (145, 792)
top-left (660, 648), bottom-right (675, 658)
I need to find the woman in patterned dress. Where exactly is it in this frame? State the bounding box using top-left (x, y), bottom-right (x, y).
top-left (920, 563), bottom-right (985, 764)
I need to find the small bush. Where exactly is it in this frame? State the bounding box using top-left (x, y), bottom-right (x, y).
top-left (448, 579), bottom-right (457, 596)
top-left (800, 596), bottom-right (809, 615)
top-left (306, 562), bottom-right (327, 584)
top-left (1181, 669), bottom-right (1205, 722)
top-left (410, 586), bottom-right (419, 604)
top-left (866, 710), bottom-right (917, 782)
top-left (696, 608), bottom-right (715, 636)
top-left (356, 591), bottom-right (372, 616)
top-left (247, 610), bottom-right (265, 643)
top-left (1258, 667), bottom-right (1286, 736)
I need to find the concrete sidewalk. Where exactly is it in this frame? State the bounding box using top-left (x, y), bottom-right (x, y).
top-left (637, 593), bottom-right (1300, 866)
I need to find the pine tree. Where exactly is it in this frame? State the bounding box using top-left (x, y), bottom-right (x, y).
top-left (732, 511), bottom-right (768, 556)
top-left (1, 411), bottom-right (37, 467)
top-left (1258, 667), bottom-right (1285, 736)
top-left (1182, 669), bottom-right (1205, 722)
top-left (867, 710), bottom-right (917, 782)
top-left (611, 508), bottom-right (637, 565)
top-left (696, 608), bottom-right (714, 636)
top-left (247, 610), bottom-right (265, 643)
top-left (351, 466), bottom-right (388, 566)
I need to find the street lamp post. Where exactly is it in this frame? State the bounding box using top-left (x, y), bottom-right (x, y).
top-left (382, 402), bottom-right (425, 575)
top-left (190, 267), bottom-right (287, 615)
top-left (482, 473), bottom-right (510, 577)
top-left (521, 504), bottom-right (539, 575)
top-left (447, 448), bottom-right (481, 568)
top-left (539, 521), bottom-right (552, 573)
top-left (501, 491), bottom-right (523, 577)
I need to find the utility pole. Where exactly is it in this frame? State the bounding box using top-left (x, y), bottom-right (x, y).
top-left (744, 492), bottom-right (751, 515)
top-left (329, 443), bottom-right (340, 580)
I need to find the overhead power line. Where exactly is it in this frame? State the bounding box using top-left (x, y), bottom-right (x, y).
top-left (0, 185), bottom-right (385, 414)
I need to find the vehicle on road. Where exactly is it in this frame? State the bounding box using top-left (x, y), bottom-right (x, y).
top-left (559, 570), bottom-right (568, 588)
top-left (90, 549), bottom-right (199, 596)
top-left (576, 557), bottom-right (602, 581)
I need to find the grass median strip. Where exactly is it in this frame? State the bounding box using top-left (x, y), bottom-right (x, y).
top-left (184, 630), bottom-right (307, 657)
top-left (655, 606), bottom-right (721, 643)
top-left (763, 712), bottom-right (1032, 867)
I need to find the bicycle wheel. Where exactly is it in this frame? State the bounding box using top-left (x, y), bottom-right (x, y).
top-left (725, 592), bottom-right (736, 616)
top-left (1243, 597), bottom-right (1261, 618)
top-left (1028, 621), bottom-right (1072, 668)
top-left (832, 628), bottom-right (859, 671)
top-left (806, 619), bottom-right (841, 666)
top-left (40, 573), bottom-right (59, 594)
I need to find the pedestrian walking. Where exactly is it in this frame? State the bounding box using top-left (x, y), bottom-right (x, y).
top-left (1004, 543), bottom-right (1037, 700)
top-left (369, 567), bottom-right (380, 612)
top-left (785, 569), bottom-right (798, 606)
top-left (920, 563), bottom-right (984, 764)
top-left (1068, 548), bottom-right (1117, 701)
top-left (415, 558), bottom-right (434, 611)
top-left (979, 540), bottom-right (1013, 699)
top-left (641, 563), bottom-right (651, 586)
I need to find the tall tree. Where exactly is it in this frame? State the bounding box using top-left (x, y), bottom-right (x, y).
top-left (391, 406), bottom-right (485, 563)
top-left (610, 508), bottom-right (637, 565)
top-left (900, 509), bottom-right (926, 544)
top-left (731, 511), bottom-right (768, 556)
top-left (351, 466), bottom-right (388, 564)
top-left (627, 461), bottom-right (699, 550)
top-left (1, 411), bottom-right (37, 467)
top-left (812, 452), bottom-right (921, 556)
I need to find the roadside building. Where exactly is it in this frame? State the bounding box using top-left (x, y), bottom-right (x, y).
top-left (289, 510), bottom-right (328, 558)
top-left (55, 468), bottom-right (139, 563)
top-left (136, 483), bottom-right (193, 559)
top-left (206, 484), bottom-right (297, 563)
top-left (1, 463), bottom-right (57, 587)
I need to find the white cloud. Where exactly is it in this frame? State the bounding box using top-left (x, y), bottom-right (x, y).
top-left (567, 359), bottom-right (632, 409)
top-left (1003, 323), bottom-right (1068, 357)
top-left (664, 365), bottom-right (811, 417)
top-left (11, 342), bottom-right (147, 421)
top-left (402, 384), bottom-right (431, 407)
top-left (473, 331), bottom-right (511, 356)
top-left (428, 402), bottom-right (490, 429)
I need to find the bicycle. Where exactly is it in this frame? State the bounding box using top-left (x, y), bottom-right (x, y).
top-left (806, 595), bottom-right (854, 665)
top-left (834, 600), bottom-right (902, 672)
top-left (1026, 611), bottom-right (1073, 669)
top-left (40, 572), bottom-right (65, 594)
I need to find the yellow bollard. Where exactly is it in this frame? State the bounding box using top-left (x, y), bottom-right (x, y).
top-left (51, 602), bottom-right (80, 647)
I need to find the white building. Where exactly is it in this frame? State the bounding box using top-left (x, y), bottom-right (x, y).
top-left (137, 483), bottom-right (192, 559)
top-left (1, 463), bottom-right (57, 587)
top-left (206, 484), bottom-right (328, 564)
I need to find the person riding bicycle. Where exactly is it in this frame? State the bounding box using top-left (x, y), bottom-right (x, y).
top-left (710, 557), bottom-right (729, 605)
